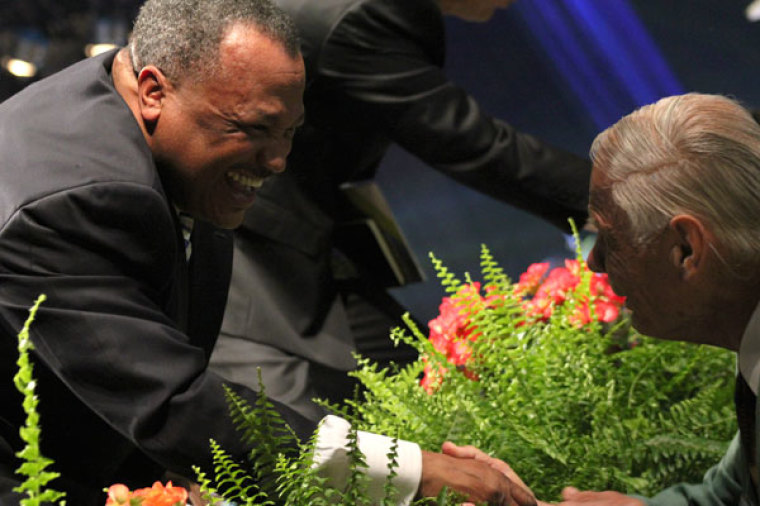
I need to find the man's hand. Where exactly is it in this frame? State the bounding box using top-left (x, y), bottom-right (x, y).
top-left (440, 442), bottom-right (532, 492)
top-left (441, 442), bottom-right (558, 506)
top-left (557, 487), bottom-right (645, 505)
top-left (419, 449), bottom-right (537, 506)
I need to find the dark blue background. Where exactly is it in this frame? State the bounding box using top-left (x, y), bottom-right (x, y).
top-left (380, 0), bottom-right (760, 322)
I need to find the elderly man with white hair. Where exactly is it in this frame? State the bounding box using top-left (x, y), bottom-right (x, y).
top-left (454, 93), bottom-right (760, 505)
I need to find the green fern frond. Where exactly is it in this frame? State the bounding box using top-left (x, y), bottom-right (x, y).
top-left (208, 439), bottom-right (272, 505)
top-left (429, 252), bottom-right (461, 294)
top-left (13, 294), bottom-right (66, 506)
top-left (480, 243), bottom-right (510, 288)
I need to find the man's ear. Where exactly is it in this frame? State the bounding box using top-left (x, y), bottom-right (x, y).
top-left (669, 214), bottom-right (708, 279)
top-left (136, 65), bottom-right (169, 124)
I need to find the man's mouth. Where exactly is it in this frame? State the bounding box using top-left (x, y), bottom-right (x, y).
top-left (226, 170), bottom-right (265, 193)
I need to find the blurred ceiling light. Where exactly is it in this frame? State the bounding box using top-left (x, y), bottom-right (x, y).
top-left (85, 43), bottom-right (119, 57)
top-left (2, 57), bottom-right (37, 78)
top-left (85, 17), bottom-right (128, 58)
top-left (1, 28), bottom-right (48, 78)
top-left (747, 0), bottom-right (760, 21)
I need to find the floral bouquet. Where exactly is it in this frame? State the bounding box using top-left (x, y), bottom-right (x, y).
top-left (421, 258), bottom-right (627, 392)
top-left (339, 243), bottom-right (736, 501)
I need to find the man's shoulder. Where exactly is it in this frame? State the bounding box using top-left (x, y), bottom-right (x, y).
top-left (0, 51), bottom-right (158, 225)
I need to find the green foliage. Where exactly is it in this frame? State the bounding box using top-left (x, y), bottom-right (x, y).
top-left (197, 371), bottom-right (403, 505)
top-left (13, 294), bottom-right (66, 506)
top-left (346, 245), bottom-right (737, 501)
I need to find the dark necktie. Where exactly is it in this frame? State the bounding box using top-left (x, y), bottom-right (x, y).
top-left (736, 373), bottom-right (758, 486)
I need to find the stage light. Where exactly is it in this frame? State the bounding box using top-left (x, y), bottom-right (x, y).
top-left (1, 28), bottom-right (48, 78)
top-left (85, 17), bottom-right (128, 58)
top-left (2, 57), bottom-right (36, 78)
top-left (747, 0), bottom-right (760, 21)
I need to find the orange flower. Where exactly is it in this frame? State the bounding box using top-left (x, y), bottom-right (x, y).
top-left (105, 482), bottom-right (187, 506)
top-left (132, 482), bottom-right (188, 506)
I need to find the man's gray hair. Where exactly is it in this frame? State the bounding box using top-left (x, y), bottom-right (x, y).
top-left (590, 93), bottom-right (760, 268)
top-left (129, 0), bottom-right (299, 84)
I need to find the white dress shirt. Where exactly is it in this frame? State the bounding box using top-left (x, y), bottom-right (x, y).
top-left (315, 415), bottom-right (422, 504)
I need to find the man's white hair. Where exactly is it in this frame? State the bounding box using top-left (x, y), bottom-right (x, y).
top-left (590, 93), bottom-right (760, 271)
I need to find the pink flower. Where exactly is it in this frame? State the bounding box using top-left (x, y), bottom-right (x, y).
top-left (106, 484), bottom-right (131, 506)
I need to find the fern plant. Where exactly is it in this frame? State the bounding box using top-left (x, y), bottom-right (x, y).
top-left (13, 294), bottom-right (67, 506)
top-left (335, 243), bottom-right (736, 501)
top-left (197, 371), bottom-right (419, 505)
top-left (200, 231), bottom-right (735, 503)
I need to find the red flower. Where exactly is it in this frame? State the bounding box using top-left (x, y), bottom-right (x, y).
top-left (517, 260), bottom-right (625, 327)
top-left (593, 299), bottom-right (621, 323)
top-left (522, 296), bottom-right (553, 322)
top-left (590, 273), bottom-right (626, 306)
top-left (422, 283), bottom-right (486, 390)
top-left (535, 265), bottom-right (580, 305)
top-left (513, 262), bottom-right (550, 296)
top-left (421, 359), bottom-right (447, 394)
top-left (422, 259), bottom-right (628, 392)
top-left (447, 338), bottom-right (473, 366)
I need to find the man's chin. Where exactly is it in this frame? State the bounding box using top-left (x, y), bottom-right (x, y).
top-left (214, 214), bottom-right (246, 230)
top-left (199, 207), bottom-right (248, 230)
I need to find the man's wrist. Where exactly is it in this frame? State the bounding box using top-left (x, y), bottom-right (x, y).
top-left (313, 415), bottom-right (422, 504)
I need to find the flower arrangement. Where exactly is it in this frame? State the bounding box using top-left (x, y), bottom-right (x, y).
top-left (422, 258), bottom-right (627, 392)
top-left (340, 242), bottom-right (736, 500)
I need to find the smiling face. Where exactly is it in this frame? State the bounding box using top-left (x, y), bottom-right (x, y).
top-left (146, 23), bottom-right (305, 229)
top-left (439, 0), bottom-right (518, 22)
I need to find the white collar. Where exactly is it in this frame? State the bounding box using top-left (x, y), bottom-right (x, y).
top-left (738, 300), bottom-right (760, 394)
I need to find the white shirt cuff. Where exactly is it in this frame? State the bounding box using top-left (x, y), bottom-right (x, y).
top-left (313, 415), bottom-right (422, 504)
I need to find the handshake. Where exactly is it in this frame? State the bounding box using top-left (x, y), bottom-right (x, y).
top-left (427, 443), bottom-right (643, 506)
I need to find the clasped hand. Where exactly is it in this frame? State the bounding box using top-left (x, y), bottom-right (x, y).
top-left (425, 444), bottom-right (644, 506)
top-left (418, 442), bottom-right (536, 506)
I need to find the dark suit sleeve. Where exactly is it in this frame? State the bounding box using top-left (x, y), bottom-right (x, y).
top-left (315, 0), bottom-right (590, 231)
top-left (0, 182), bottom-right (313, 479)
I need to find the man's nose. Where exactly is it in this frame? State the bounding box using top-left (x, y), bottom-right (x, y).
top-left (586, 242), bottom-right (603, 273)
top-left (259, 139), bottom-right (291, 174)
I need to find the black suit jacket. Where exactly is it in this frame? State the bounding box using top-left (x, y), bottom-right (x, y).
top-left (221, 0), bottom-right (592, 366)
top-left (0, 51), bottom-right (312, 505)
